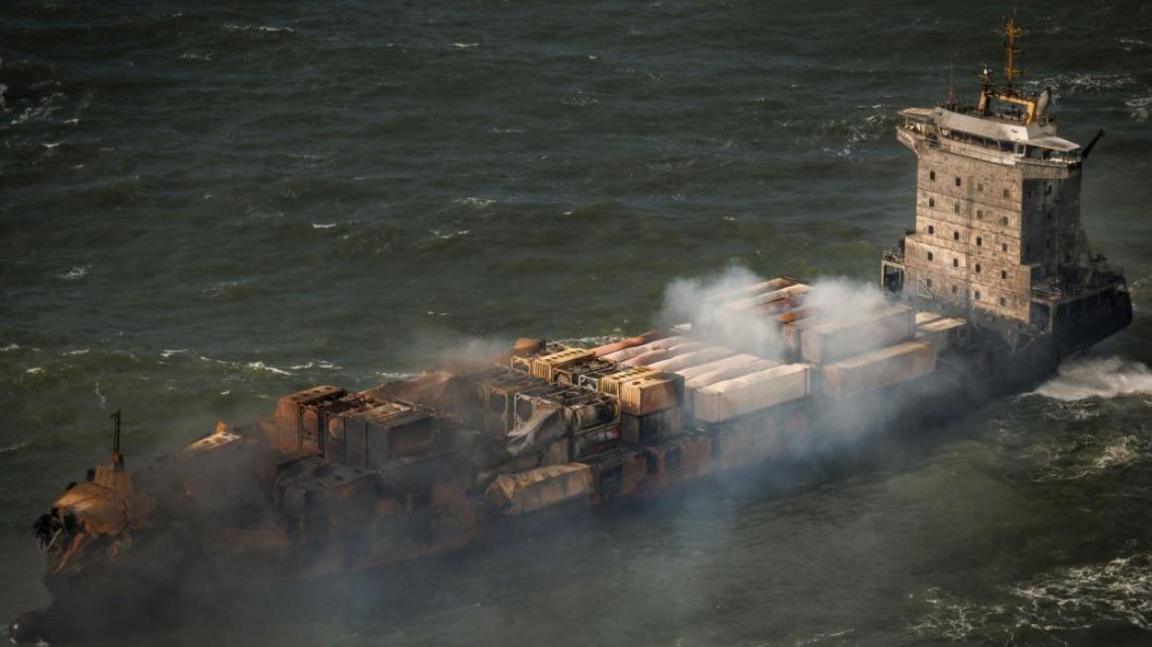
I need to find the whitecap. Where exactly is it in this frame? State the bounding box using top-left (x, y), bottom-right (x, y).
top-left (245, 361), bottom-right (293, 376)
top-left (0, 441), bottom-right (29, 455)
top-left (59, 265), bottom-right (90, 280)
top-left (64, 348), bottom-right (90, 356)
top-left (0, 343), bottom-right (19, 352)
top-left (1032, 356), bottom-right (1152, 401)
top-left (42, 142), bottom-right (61, 150)
top-left (288, 360), bottom-right (343, 370)
top-left (1126, 96), bottom-right (1151, 122)
top-left (160, 349), bottom-right (188, 358)
top-left (25, 367), bottom-right (43, 374)
top-left (311, 222), bottom-right (337, 229)
top-left (453, 196), bottom-right (494, 208)
top-left (452, 42), bottom-right (480, 49)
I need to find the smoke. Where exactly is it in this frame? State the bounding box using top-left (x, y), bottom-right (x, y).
top-left (658, 266), bottom-right (786, 358)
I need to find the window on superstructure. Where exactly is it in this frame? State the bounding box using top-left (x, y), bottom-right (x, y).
top-left (1001, 243), bottom-right (1008, 252)
top-left (928, 225), bottom-right (934, 234)
top-left (977, 209), bottom-right (984, 219)
top-left (1027, 186), bottom-right (1033, 198)
top-left (999, 297), bottom-right (1007, 306)
top-left (953, 231), bottom-right (959, 241)
top-left (1003, 188), bottom-right (1010, 199)
top-left (954, 201), bottom-right (960, 213)
top-left (930, 170), bottom-right (936, 181)
top-left (929, 197), bottom-right (935, 208)
top-left (955, 177), bottom-right (961, 187)
top-left (951, 285), bottom-right (958, 294)
top-left (976, 236), bottom-right (982, 246)
top-left (978, 182), bottom-right (984, 192)
top-left (1046, 184), bottom-right (1053, 195)
top-left (975, 290), bottom-right (982, 300)
top-left (1001, 216), bottom-right (1009, 226)
top-left (1001, 270), bottom-right (1007, 279)
top-left (975, 263), bottom-right (981, 273)
top-left (953, 258), bottom-right (959, 268)
top-left (926, 278), bottom-right (933, 288)
top-left (927, 252), bottom-right (934, 261)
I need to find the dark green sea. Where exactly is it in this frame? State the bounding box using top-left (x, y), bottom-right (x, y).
top-left (3, 1), bottom-right (1152, 644)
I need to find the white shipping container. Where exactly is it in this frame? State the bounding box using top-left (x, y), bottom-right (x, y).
top-left (916, 316), bottom-right (967, 353)
top-left (648, 346), bottom-right (734, 372)
top-left (693, 364), bottom-right (810, 423)
top-left (800, 305), bottom-right (914, 364)
top-left (601, 336), bottom-right (688, 362)
top-left (674, 354), bottom-right (760, 381)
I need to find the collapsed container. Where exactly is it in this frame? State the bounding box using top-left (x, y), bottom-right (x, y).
top-left (486, 463), bottom-right (593, 515)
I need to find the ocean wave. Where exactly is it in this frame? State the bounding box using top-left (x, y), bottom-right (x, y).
top-left (1127, 96), bottom-right (1151, 122)
top-left (224, 23), bottom-right (295, 34)
top-left (453, 197), bottom-right (494, 208)
top-left (63, 348), bottom-right (90, 356)
top-left (1034, 72), bottom-right (1139, 95)
top-left (0, 343), bottom-right (19, 352)
top-left (312, 222), bottom-right (337, 229)
top-left (911, 556), bottom-right (1152, 641)
top-left (244, 361), bottom-right (293, 376)
top-left (58, 265), bottom-right (90, 280)
top-left (452, 42), bottom-right (480, 49)
top-left (160, 349), bottom-right (188, 358)
top-left (288, 360), bottom-right (343, 371)
top-left (0, 441), bottom-right (29, 455)
top-left (1032, 357), bottom-right (1152, 401)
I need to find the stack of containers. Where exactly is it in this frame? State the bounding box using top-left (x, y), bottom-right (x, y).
top-left (594, 367), bottom-right (685, 446)
top-left (821, 341), bottom-right (935, 395)
top-left (693, 364), bottom-right (811, 424)
top-left (799, 305), bottom-right (915, 364)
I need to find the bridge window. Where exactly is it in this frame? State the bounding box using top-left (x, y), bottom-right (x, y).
top-left (953, 231), bottom-right (959, 241)
top-left (953, 258), bottom-right (959, 268)
top-left (1001, 270), bottom-right (1007, 279)
top-left (999, 297), bottom-right (1007, 306)
top-left (926, 278), bottom-right (933, 288)
top-left (977, 182), bottom-right (984, 192)
top-left (977, 209), bottom-right (984, 219)
top-left (976, 236), bottom-right (982, 246)
top-left (1001, 243), bottom-right (1008, 252)
top-left (1003, 188), bottom-right (1010, 199)
top-left (930, 170), bottom-right (936, 181)
top-left (929, 197), bottom-right (935, 208)
top-left (975, 263), bottom-right (981, 273)
top-left (928, 225), bottom-right (935, 234)
top-left (951, 285), bottom-right (958, 294)
top-left (955, 177), bottom-right (962, 187)
top-left (975, 290), bottom-right (982, 300)
top-left (927, 251), bottom-right (934, 261)
top-left (1001, 216), bottom-right (1009, 226)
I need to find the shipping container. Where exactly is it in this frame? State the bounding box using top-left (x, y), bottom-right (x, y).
top-left (723, 283), bottom-right (811, 313)
top-left (601, 336), bottom-right (688, 363)
top-left (274, 386), bottom-right (346, 446)
top-left (595, 367), bottom-right (655, 397)
top-left (618, 371), bottom-right (685, 416)
top-left (618, 342), bottom-right (705, 368)
top-left (693, 364), bottom-right (810, 423)
top-left (799, 305), bottom-right (915, 364)
top-left (821, 341), bottom-right (935, 395)
top-left (674, 354), bottom-right (760, 381)
top-left (646, 346), bottom-right (734, 372)
top-left (485, 463), bottom-right (593, 515)
top-left (621, 407), bottom-right (683, 445)
top-left (530, 347), bottom-right (597, 381)
top-left (552, 357), bottom-right (618, 385)
top-left (590, 330), bottom-right (668, 358)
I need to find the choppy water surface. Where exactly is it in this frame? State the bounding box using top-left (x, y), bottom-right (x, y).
top-left (3, 1), bottom-right (1152, 644)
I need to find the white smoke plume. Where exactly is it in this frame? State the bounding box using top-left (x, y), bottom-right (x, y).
top-left (658, 266), bottom-right (786, 358)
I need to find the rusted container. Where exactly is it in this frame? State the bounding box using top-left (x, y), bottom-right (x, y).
top-left (274, 386), bottom-right (346, 450)
top-left (601, 336), bottom-right (688, 363)
top-left (530, 347), bottom-right (596, 381)
top-left (618, 371), bottom-right (684, 416)
top-left (552, 357), bottom-right (617, 386)
top-left (621, 407), bottom-right (683, 445)
top-left (595, 367), bottom-right (655, 397)
top-left (340, 403), bottom-right (435, 468)
top-left (800, 305), bottom-right (915, 364)
top-left (646, 346), bottom-right (734, 372)
top-left (485, 463), bottom-right (593, 515)
top-left (723, 283), bottom-right (811, 313)
top-left (589, 330), bottom-right (668, 358)
top-left (693, 364), bottom-right (810, 423)
top-left (821, 340), bottom-right (936, 395)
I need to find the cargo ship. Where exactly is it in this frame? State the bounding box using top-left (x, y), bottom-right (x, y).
top-left (9, 21), bottom-right (1133, 643)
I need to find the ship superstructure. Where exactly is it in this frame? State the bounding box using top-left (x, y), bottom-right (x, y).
top-left (881, 19), bottom-right (1130, 354)
top-left (9, 21), bottom-right (1134, 644)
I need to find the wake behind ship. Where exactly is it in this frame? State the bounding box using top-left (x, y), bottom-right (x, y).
top-left (9, 21), bottom-right (1132, 644)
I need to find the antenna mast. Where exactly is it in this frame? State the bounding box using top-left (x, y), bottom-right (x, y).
top-left (1003, 17), bottom-right (1022, 89)
top-left (110, 408), bottom-right (124, 468)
